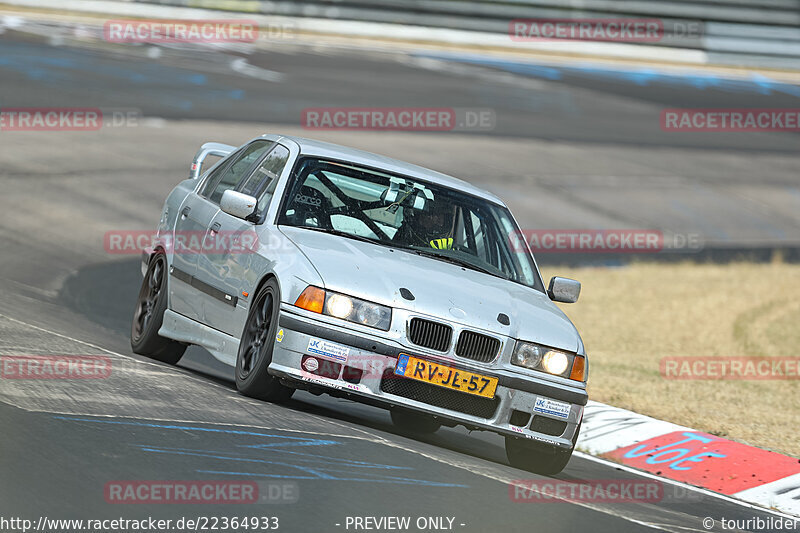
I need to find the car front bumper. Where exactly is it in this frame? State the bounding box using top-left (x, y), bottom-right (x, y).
top-left (269, 307), bottom-right (587, 450)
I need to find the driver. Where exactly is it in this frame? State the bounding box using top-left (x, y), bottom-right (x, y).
top-left (395, 200), bottom-right (455, 250)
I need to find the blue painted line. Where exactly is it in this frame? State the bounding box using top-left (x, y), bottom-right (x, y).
top-left (198, 470), bottom-right (467, 487)
top-left (135, 444), bottom-right (411, 470)
top-left (137, 446), bottom-right (413, 473)
top-left (239, 442), bottom-right (343, 449)
top-left (0, 44), bottom-right (208, 86)
top-left (53, 416), bottom-right (338, 444)
top-left (238, 447), bottom-right (411, 469)
top-left (56, 416), bottom-right (465, 487)
top-left (0, 42), bottom-right (247, 105)
top-left (137, 447), bottom-right (340, 479)
top-left (414, 52), bottom-right (800, 98)
top-left (141, 447), bottom-right (452, 485)
top-left (199, 470), bottom-right (319, 480)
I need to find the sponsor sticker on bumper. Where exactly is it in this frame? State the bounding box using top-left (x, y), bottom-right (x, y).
top-left (306, 337), bottom-right (349, 363)
top-left (534, 397), bottom-right (571, 419)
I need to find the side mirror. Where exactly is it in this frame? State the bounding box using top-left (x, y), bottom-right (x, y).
top-left (548, 277), bottom-right (581, 303)
top-left (220, 190), bottom-right (257, 220)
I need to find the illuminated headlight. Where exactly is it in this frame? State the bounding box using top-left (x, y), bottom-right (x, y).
top-left (296, 286), bottom-right (392, 330)
top-left (296, 287), bottom-right (392, 330)
top-left (512, 341), bottom-right (586, 381)
top-left (325, 292), bottom-right (392, 330)
top-left (326, 293), bottom-right (354, 319)
top-left (542, 350), bottom-right (569, 375)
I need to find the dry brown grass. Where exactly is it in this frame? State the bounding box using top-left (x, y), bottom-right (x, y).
top-left (541, 262), bottom-right (800, 457)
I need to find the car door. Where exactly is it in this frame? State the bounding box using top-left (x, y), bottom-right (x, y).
top-left (196, 143), bottom-right (291, 336)
top-left (169, 152), bottom-right (240, 320)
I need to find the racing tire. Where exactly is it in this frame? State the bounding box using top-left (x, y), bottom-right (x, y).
top-left (235, 278), bottom-right (294, 402)
top-left (505, 421), bottom-right (581, 476)
top-left (505, 438), bottom-right (573, 476)
top-left (390, 408), bottom-right (442, 435)
top-left (131, 253), bottom-right (186, 364)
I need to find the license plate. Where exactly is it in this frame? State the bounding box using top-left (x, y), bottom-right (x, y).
top-left (394, 354), bottom-right (498, 399)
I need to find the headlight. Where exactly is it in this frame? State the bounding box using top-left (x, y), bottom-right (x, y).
top-left (295, 286), bottom-right (392, 331)
top-left (326, 293), bottom-right (354, 318)
top-left (542, 350), bottom-right (569, 375)
top-left (512, 341), bottom-right (587, 382)
top-left (356, 302), bottom-right (386, 327)
top-left (511, 343), bottom-right (543, 368)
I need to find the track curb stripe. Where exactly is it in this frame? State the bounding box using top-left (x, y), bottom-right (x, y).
top-left (577, 400), bottom-right (800, 517)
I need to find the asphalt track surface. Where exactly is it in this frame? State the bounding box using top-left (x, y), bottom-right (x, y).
top-left (2, 19), bottom-right (800, 249)
top-left (0, 15), bottom-right (799, 533)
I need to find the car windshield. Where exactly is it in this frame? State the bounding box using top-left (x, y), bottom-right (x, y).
top-left (277, 157), bottom-right (543, 290)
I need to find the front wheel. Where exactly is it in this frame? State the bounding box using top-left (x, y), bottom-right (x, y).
top-left (505, 437), bottom-right (573, 475)
top-left (235, 278), bottom-right (293, 402)
top-left (131, 253), bottom-right (186, 364)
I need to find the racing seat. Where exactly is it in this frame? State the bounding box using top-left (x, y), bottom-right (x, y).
top-left (285, 185), bottom-right (332, 229)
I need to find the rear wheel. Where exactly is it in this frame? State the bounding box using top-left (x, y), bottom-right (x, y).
top-left (235, 279), bottom-right (293, 402)
top-left (390, 408), bottom-right (441, 435)
top-left (131, 253), bottom-right (186, 364)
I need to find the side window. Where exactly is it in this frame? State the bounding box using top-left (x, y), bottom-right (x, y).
top-left (199, 149), bottom-right (240, 197)
top-left (240, 145), bottom-right (291, 218)
top-left (202, 141), bottom-right (272, 204)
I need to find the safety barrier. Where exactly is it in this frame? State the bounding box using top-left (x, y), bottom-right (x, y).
top-left (118, 0), bottom-right (800, 68)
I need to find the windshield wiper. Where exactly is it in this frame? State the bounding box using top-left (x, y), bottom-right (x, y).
top-left (408, 248), bottom-right (502, 277)
top-left (293, 226), bottom-right (384, 245)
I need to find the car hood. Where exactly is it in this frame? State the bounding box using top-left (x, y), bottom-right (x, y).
top-left (279, 227), bottom-right (581, 352)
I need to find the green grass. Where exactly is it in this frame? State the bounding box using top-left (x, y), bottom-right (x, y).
top-left (541, 262), bottom-right (800, 457)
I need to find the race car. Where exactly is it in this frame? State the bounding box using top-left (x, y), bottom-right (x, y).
top-left (131, 134), bottom-right (587, 474)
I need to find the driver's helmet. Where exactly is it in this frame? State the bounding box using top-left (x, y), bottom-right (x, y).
top-left (408, 199), bottom-right (454, 249)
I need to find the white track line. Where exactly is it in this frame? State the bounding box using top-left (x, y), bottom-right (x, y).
top-left (0, 312), bottom-right (242, 395)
